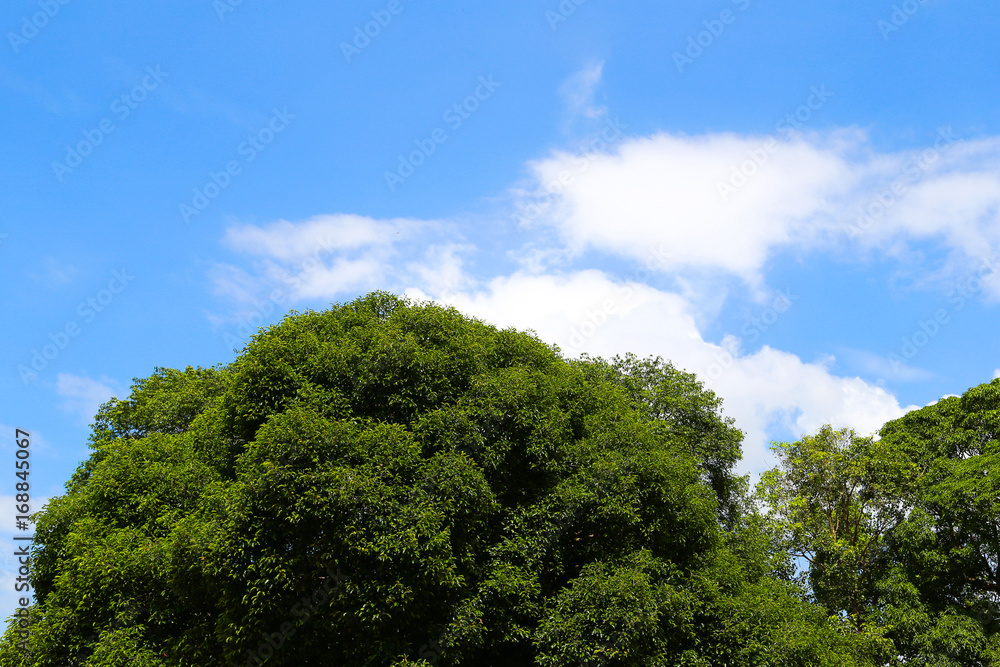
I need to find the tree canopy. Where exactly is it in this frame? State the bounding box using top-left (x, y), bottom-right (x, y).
top-left (5, 291), bottom-right (990, 665)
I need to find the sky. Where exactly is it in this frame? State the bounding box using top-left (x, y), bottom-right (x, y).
top-left (2, 0), bottom-right (1000, 618)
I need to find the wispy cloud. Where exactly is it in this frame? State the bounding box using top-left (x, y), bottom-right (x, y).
top-left (56, 374), bottom-right (121, 424)
top-left (839, 347), bottom-right (935, 383)
top-left (0, 65), bottom-right (86, 114)
top-left (30, 257), bottom-right (81, 288)
top-left (560, 61), bottom-right (607, 121)
top-left (210, 214), bottom-right (472, 323)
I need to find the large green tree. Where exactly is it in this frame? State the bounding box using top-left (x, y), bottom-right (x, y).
top-left (761, 379), bottom-right (1000, 665)
top-left (2, 292), bottom-right (883, 666)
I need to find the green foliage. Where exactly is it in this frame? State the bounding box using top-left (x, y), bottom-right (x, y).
top-left (591, 354), bottom-right (746, 530)
top-left (2, 292), bottom-right (889, 666)
top-left (874, 380), bottom-right (1000, 665)
top-left (758, 425), bottom-right (916, 627)
top-left (761, 379), bottom-right (1000, 665)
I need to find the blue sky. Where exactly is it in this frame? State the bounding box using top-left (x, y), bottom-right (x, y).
top-left (2, 0), bottom-right (1000, 616)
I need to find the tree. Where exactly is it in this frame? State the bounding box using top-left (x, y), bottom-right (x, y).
top-left (761, 378), bottom-right (1000, 665)
top-left (758, 426), bottom-right (915, 630)
top-left (874, 381), bottom-right (1000, 665)
top-left (1, 292), bottom-right (883, 666)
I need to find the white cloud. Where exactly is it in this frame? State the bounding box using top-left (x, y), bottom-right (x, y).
top-left (519, 129), bottom-right (1000, 296)
top-left (213, 214), bottom-right (465, 309)
top-left (924, 394), bottom-right (960, 408)
top-left (0, 423), bottom-right (16, 446)
top-left (705, 346), bottom-right (914, 470)
top-left (222, 214), bottom-right (424, 262)
top-left (993, 369), bottom-right (1000, 380)
top-left (0, 425), bottom-right (57, 459)
top-left (521, 130), bottom-right (859, 287)
top-left (56, 374), bottom-right (120, 424)
top-left (839, 348), bottom-right (935, 383)
top-left (30, 256), bottom-right (80, 288)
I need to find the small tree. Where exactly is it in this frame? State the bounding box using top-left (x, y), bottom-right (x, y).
top-left (759, 425), bottom-right (915, 629)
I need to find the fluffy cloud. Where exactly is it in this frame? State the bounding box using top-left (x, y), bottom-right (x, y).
top-left (521, 131), bottom-right (854, 287)
top-left (518, 129), bottom-right (1000, 295)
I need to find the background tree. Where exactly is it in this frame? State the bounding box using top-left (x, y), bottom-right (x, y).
top-left (874, 380), bottom-right (1000, 665)
top-left (1, 292), bottom-right (886, 666)
top-left (758, 426), bottom-right (915, 629)
top-left (761, 378), bottom-right (1000, 665)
